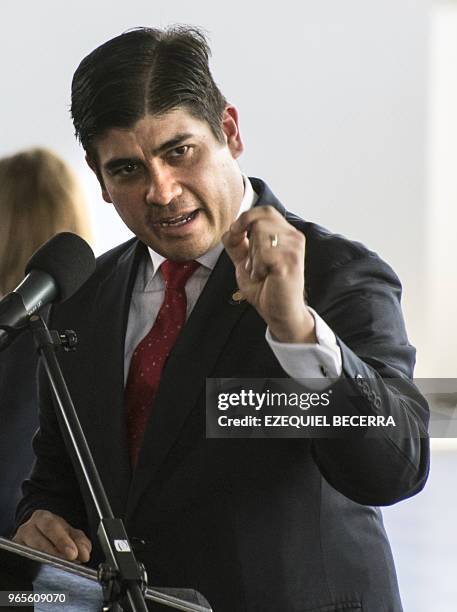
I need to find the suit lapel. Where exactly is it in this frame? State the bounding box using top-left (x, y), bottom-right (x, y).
top-left (86, 240), bottom-right (143, 517)
top-left (249, 177), bottom-right (286, 216)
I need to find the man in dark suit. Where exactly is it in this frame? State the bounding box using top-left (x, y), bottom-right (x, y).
top-left (14, 27), bottom-right (429, 611)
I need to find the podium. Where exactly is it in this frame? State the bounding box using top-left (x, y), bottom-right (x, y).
top-left (0, 537), bottom-right (212, 611)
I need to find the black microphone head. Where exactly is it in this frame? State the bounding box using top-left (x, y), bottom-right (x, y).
top-left (25, 232), bottom-right (96, 302)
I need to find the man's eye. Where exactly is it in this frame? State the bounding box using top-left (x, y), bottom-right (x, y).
top-left (115, 163), bottom-right (139, 176)
top-left (168, 145), bottom-right (190, 158)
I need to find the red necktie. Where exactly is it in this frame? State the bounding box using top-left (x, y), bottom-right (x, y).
top-left (125, 259), bottom-right (199, 467)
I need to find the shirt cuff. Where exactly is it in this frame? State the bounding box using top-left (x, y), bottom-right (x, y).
top-left (265, 307), bottom-right (342, 388)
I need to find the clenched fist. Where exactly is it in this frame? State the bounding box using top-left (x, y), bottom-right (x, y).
top-left (223, 205), bottom-right (316, 344)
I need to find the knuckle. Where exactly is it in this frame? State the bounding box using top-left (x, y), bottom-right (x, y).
top-left (73, 529), bottom-right (90, 546)
top-left (289, 227), bottom-right (305, 243)
top-left (296, 230), bottom-right (306, 245)
top-left (238, 210), bottom-right (250, 225)
top-left (55, 534), bottom-right (73, 549)
top-left (262, 205), bottom-right (276, 217)
top-left (35, 509), bottom-right (55, 523)
top-left (33, 509), bottom-right (50, 520)
top-left (39, 512), bottom-right (57, 529)
top-left (288, 235), bottom-right (306, 256)
top-left (288, 249), bottom-right (303, 267)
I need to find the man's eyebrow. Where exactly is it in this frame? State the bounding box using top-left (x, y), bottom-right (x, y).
top-left (102, 133), bottom-right (194, 172)
top-left (153, 132), bottom-right (193, 155)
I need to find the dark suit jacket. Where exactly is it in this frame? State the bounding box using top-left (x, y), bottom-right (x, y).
top-left (16, 179), bottom-right (429, 612)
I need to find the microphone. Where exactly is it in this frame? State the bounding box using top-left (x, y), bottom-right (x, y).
top-left (0, 232), bottom-right (95, 351)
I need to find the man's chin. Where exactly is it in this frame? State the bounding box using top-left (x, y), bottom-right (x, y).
top-left (144, 236), bottom-right (215, 262)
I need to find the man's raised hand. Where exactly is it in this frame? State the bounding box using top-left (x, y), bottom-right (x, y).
top-left (222, 205), bottom-right (316, 344)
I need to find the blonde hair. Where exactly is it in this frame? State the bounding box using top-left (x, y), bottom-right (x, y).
top-left (0, 148), bottom-right (92, 295)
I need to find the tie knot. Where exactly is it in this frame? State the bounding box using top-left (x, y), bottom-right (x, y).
top-left (160, 260), bottom-right (199, 290)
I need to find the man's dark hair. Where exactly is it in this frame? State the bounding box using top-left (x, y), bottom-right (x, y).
top-left (71, 26), bottom-right (227, 157)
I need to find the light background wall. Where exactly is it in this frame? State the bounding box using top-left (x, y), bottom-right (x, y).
top-left (1, 0), bottom-right (438, 374)
top-left (1, 1), bottom-right (456, 609)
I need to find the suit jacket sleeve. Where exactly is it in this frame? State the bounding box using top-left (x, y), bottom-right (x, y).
top-left (14, 357), bottom-right (89, 533)
top-left (306, 242), bottom-right (429, 507)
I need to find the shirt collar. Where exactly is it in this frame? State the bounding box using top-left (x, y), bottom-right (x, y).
top-left (145, 174), bottom-right (257, 280)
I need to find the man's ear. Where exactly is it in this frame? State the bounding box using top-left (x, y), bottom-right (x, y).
top-left (221, 105), bottom-right (244, 159)
top-left (85, 154), bottom-right (112, 203)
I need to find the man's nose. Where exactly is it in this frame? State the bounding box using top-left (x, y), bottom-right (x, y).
top-left (145, 166), bottom-right (182, 206)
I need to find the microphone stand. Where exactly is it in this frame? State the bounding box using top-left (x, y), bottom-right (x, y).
top-left (28, 315), bottom-right (208, 612)
top-left (29, 315), bottom-right (147, 612)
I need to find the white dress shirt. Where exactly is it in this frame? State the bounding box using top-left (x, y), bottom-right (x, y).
top-left (124, 176), bottom-right (342, 386)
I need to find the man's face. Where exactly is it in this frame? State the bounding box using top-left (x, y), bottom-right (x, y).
top-left (90, 107), bottom-right (244, 261)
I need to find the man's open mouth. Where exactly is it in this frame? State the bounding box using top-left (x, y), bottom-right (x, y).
top-left (157, 210), bottom-right (199, 228)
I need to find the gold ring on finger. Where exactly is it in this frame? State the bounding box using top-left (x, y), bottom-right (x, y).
top-left (270, 233), bottom-right (279, 248)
